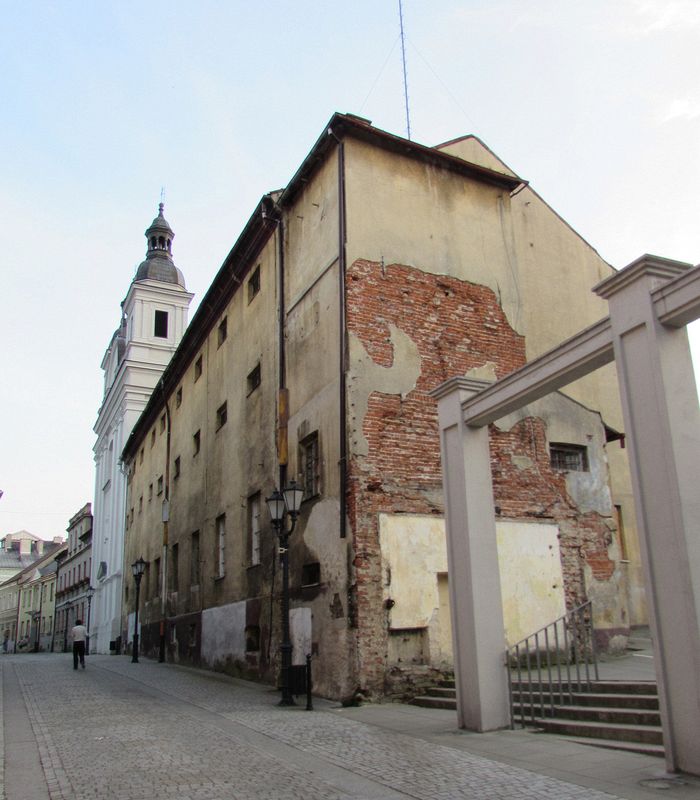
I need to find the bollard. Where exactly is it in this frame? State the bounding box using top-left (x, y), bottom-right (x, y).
top-left (306, 653), bottom-right (313, 711)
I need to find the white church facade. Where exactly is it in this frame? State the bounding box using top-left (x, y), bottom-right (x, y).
top-left (90, 205), bottom-right (193, 654)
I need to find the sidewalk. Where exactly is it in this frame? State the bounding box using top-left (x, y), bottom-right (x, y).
top-left (2, 642), bottom-right (699, 800)
top-left (337, 632), bottom-right (700, 800)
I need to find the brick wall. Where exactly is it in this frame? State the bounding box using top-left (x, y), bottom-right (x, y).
top-left (345, 259), bottom-right (618, 696)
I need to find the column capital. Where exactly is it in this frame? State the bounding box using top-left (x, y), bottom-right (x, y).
top-left (594, 254), bottom-right (691, 301)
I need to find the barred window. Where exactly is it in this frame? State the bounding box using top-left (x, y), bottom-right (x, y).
top-left (300, 431), bottom-right (320, 500)
top-left (550, 443), bottom-right (589, 472)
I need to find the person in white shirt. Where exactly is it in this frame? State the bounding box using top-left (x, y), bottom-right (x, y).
top-left (70, 619), bottom-right (87, 670)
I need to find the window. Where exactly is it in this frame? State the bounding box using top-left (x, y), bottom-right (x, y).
top-left (248, 265), bottom-right (260, 302)
top-left (149, 483), bottom-right (153, 501)
top-left (300, 431), bottom-right (320, 499)
top-left (216, 515), bottom-right (226, 579)
top-left (550, 443), bottom-right (589, 472)
top-left (245, 624), bottom-right (260, 652)
top-left (176, 387), bottom-right (182, 408)
top-left (171, 543), bottom-right (179, 593)
top-left (248, 493), bottom-right (261, 566)
top-left (173, 456), bottom-right (181, 479)
top-left (160, 414), bottom-right (166, 433)
top-left (302, 562), bottom-right (321, 587)
top-left (154, 557), bottom-right (161, 598)
top-left (247, 363), bottom-right (261, 395)
top-left (151, 429), bottom-right (156, 447)
top-left (154, 310), bottom-right (168, 338)
top-left (139, 448), bottom-right (144, 464)
top-left (193, 430), bottom-right (201, 456)
top-left (191, 531), bottom-right (200, 586)
top-left (216, 402), bottom-right (227, 431)
top-left (194, 356), bottom-right (203, 382)
top-left (139, 495), bottom-right (143, 512)
top-left (217, 317), bottom-right (227, 347)
top-left (157, 475), bottom-right (164, 495)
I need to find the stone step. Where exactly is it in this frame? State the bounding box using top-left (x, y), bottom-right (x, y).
top-left (566, 737), bottom-right (665, 759)
top-left (515, 704), bottom-right (660, 726)
top-left (511, 691), bottom-right (659, 711)
top-left (533, 717), bottom-right (664, 745)
top-left (510, 679), bottom-right (657, 695)
top-left (411, 695), bottom-right (457, 710)
top-left (569, 692), bottom-right (659, 710)
top-left (424, 686), bottom-right (457, 699)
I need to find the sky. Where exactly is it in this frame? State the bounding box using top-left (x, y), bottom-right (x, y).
top-left (1, 0), bottom-right (699, 541)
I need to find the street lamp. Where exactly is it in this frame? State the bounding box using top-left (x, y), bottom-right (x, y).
top-left (85, 586), bottom-right (95, 655)
top-left (266, 480), bottom-right (304, 706)
top-left (131, 557), bottom-right (146, 664)
top-left (63, 603), bottom-right (73, 653)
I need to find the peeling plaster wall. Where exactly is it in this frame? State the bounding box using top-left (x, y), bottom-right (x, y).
top-left (379, 513), bottom-right (566, 662)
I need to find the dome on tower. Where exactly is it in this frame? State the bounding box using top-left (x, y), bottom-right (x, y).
top-left (134, 203), bottom-right (186, 288)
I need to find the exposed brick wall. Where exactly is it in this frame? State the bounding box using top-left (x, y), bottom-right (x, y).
top-left (345, 259), bottom-right (618, 697)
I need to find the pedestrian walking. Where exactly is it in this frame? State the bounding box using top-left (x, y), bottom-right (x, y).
top-left (71, 619), bottom-right (87, 670)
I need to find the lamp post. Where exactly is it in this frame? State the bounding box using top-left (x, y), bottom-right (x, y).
top-left (85, 586), bottom-right (95, 655)
top-left (266, 480), bottom-right (304, 706)
top-left (63, 603), bottom-right (72, 653)
top-left (131, 557), bottom-right (146, 664)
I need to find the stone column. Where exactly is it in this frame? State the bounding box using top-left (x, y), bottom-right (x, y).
top-left (432, 377), bottom-right (509, 731)
top-left (596, 255), bottom-right (700, 775)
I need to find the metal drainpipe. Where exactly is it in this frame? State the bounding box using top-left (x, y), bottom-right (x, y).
top-left (276, 208), bottom-right (288, 491)
top-left (335, 134), bottom-right (348, 539)
top-left (160, 389), bottom-right (171, 663)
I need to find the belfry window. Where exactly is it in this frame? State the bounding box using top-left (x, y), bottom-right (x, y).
top-left (154, 310), bottom-right (168, 338)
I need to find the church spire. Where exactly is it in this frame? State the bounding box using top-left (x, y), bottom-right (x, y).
top-left (134, 203), bottom-right (186, 288)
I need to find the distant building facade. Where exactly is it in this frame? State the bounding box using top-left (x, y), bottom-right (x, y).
top-left (121, 114), bottom-right (639, 700)
top-left (54, 503), bottom-right (93, 651)
top-left (0, 539), bottom-right (65, 652)
top-left (90, 206), bottom-right (193, 654)
top-left (0, 531), bottom-right (60, 584)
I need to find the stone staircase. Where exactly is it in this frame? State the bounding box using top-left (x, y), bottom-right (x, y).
top-left (412, 677), bottom-right (664, 758)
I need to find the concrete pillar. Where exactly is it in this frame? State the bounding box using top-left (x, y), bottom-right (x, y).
top-left (433, 377), bottom-right (509, 731)
top-left (596, 256), bottom-right (700, 775)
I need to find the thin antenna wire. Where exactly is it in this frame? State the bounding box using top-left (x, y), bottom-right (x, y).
top-left (398, 0), bottom-right (411, 140)
top-left (359, 34), bottom-right (400, 115)
top-left (160, 186), bottom-right (166, 205)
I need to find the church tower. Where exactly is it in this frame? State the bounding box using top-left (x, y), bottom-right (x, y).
top-left (90, 205), bottom-right (193, 654)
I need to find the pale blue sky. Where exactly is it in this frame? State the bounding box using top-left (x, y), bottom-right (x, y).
top-left (1, 1), bottom-right (698, 539)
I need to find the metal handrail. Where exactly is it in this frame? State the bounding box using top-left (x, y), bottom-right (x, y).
top-left (506, 600), bottom-right (598, 728)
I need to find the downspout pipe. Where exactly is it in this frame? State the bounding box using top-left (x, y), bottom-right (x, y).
top-left (159, 382), bottom-right (171, 663)
top-left (330, 128), bottom-right (348, 539)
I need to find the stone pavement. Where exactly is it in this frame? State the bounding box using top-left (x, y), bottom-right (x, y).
top-left (2, 652), bottom-right (699, 800)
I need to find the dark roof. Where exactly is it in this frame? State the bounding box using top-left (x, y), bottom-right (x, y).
top-left (121, 113), bottom-right (525, 462)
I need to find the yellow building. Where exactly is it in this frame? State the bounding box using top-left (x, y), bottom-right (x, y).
top-left (121, 113), bottom-right (639, 700)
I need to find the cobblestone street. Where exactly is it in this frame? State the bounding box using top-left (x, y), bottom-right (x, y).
top-left (3, 653), bottom-right (698, 800)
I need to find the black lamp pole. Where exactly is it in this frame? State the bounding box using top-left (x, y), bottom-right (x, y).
top-left (266, 481), bottom-right (304, 707)
top-left (85, 586), bottom-right (94, 655)
top-left (63, 603), bottom-right (72, 653)
top-left (131, 557), bottom-right (146, 664)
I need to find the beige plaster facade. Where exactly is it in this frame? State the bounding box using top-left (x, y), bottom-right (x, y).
top-left (121, 113), bottom-right (639, 701)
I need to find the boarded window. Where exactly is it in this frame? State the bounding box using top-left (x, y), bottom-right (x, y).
top-left (300, 431), bottom-right (320, 499)
top-left (216, 515), bottom-right (226, 579)
top-left (190, 531), bottom-right (200, 587)
top-left (248, 493), bottom-right (261, 566)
